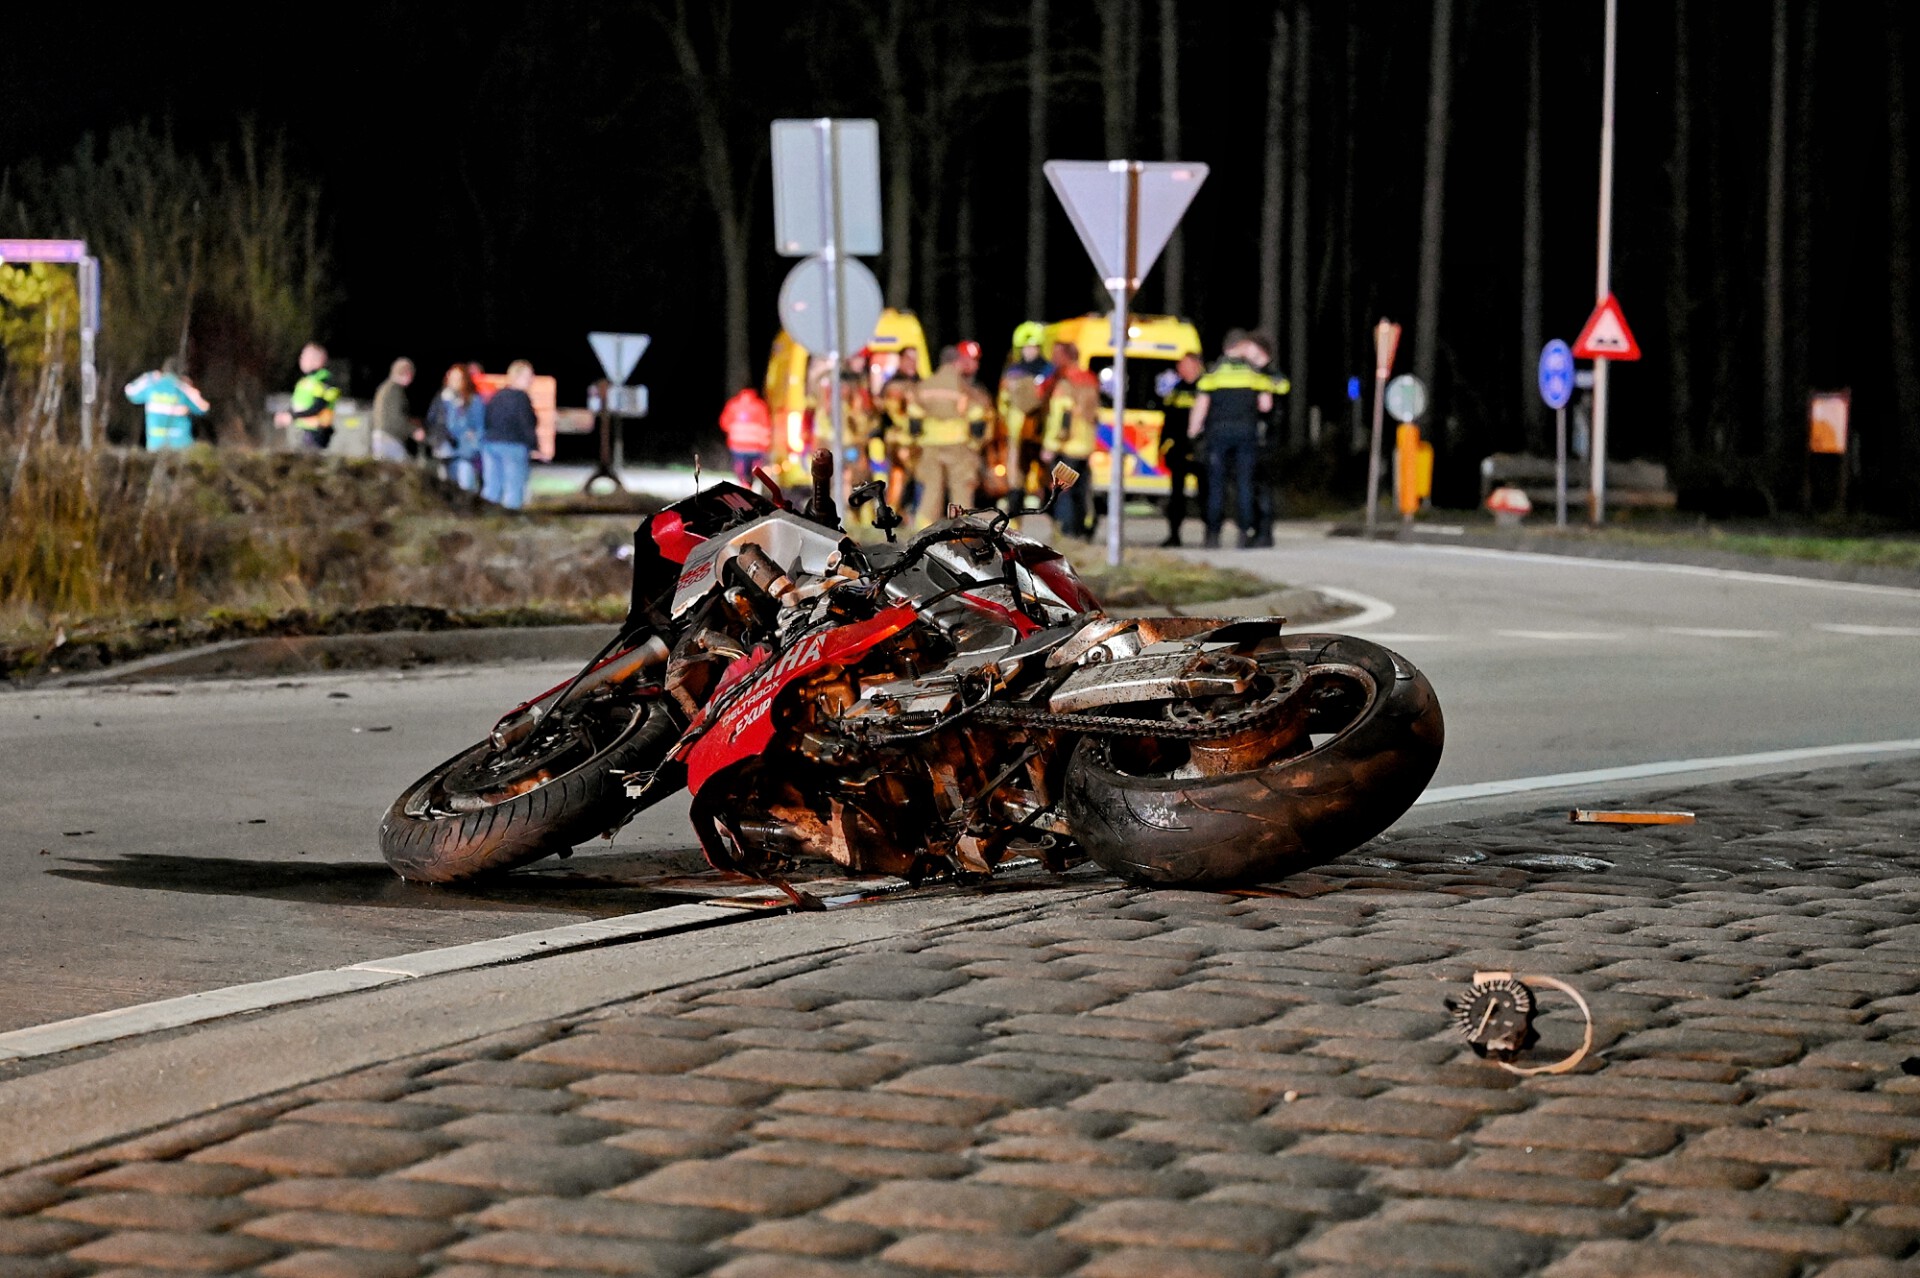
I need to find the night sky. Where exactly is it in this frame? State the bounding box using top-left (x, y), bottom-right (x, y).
top-left (6, 2), bottom-right (1911, 510)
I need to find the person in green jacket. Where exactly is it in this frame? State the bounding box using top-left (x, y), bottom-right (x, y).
top-left (123, 358), bottom-right (209, 450)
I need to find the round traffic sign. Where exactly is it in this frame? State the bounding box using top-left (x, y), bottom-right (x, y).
top-left (1385, 374), bottom-right (1427, 423)
top-left (1538, 339), bottom-right (1575, 410)
top-left (778, 255), bottom-right (884, 356)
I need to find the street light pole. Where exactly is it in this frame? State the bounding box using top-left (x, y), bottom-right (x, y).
top-left (1588, 0), bottom-right (1618, 525)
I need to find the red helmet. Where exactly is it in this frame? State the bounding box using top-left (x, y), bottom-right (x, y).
top-left (957, 340), bottom-right (981, 362)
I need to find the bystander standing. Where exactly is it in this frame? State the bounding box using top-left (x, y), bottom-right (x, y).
top-left (370, 358), bottom-right (417, 462)
top-left (426, 364), bottom-right (486, 492)
top-left (482, 360), bottom-right (539, 509)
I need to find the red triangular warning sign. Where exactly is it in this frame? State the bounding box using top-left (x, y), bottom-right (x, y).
top-left (1573, 294), bottom-right (1642, 361)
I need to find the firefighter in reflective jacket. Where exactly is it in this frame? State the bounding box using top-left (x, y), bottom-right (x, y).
top-left (124, 358), bottom-right (210, 450)
top-left (996, 321), bottom-right (1052, 506)
top-left (906, 345), bottom-right (991, 529)
top-left (1189, 329), bottom-right (1286, 548)
top-left (1039, 341), bottom-right (1101, 541)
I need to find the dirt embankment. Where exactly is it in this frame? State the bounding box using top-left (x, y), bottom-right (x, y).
top-left (1, 448), bottom-right (649, 680)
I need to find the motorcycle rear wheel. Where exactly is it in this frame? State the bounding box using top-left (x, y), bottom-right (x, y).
top-left (379, 699), bottom-right (678, 884)
top-left (1060, 633), bottom-right (1444, 887)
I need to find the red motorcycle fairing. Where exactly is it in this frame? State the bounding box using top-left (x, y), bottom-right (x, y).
top-left (681, 603), bottom-right (919, 793)
top-left (648, 510), bottom-right (708, 565)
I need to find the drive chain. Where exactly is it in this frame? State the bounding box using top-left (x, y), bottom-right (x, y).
top-left (975, 663), bottom-right (1307, 739)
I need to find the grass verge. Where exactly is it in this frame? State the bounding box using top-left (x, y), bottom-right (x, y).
top-left (1055, 540), bottom-right (1274, 608)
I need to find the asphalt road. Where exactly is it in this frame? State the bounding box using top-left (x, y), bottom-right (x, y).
top-left (4, 531), bottom-right (1918, 1033)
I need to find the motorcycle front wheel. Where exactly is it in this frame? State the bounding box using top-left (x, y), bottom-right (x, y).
top-left (379, 698), bottom-right (680, 884)
top-left (1060, 633), bottom-right (1444, 887)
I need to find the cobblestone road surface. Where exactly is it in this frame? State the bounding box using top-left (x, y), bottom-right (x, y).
top-left (5, 762), bottom-right (1920, 1277)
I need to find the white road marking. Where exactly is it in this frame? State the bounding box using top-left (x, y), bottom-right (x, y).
top-left (1416, 737), bottom-right (1920, 805)
top-left (1313, 585), bottom-right (1396, 629)
top-left (1659, 627), bottom-right (1782, 639)
top-left (0, 903), bottom-right (747, 1063)
top-left (15, 718), bottom-right (1920, 1062)
top-left (1816, 623), bottom-right (1920, 637)
top-left (1399, 544), bottom-right (1920, 600)
top-left (1493, 630), bottom-right (1626, 642)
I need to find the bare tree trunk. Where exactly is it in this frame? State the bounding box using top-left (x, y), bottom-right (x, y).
top-left (1286, 0), bottom-right (1311, 448)
top-left (1157, 0), bottom-right (1183, 316)
top-left (1762, 0), bottom-right (1788, 492)
top-left (869, 0), bottom-right (913, 307)
top-left (956, 152), bottom-right (976, 340)
top-left (1789, 0), bottom-right (1818, 507)
top-left (1411, 0), bottom-right (1453, 406)
top-left (656, 0), bottom-right (753, 395)
top-left (1258, 7), bottom-right (1291, 345)
top-left (1340, 14), bottom-right (1359, 451)
top-left (1703, 12), bottom-right (1735, 458)
top-left (917, 153), bottom-right (945, 345)
top-left (1025, 0), bottom-right (1049, 320)
top-left (1889, 9), bottom-right (1919, 508)
top-left (1667, 0), bottom-right (1694, 469)
top-left (1520, 4), bottom-right (1545, 454)
top-left (1099, 0), bottom-right (1138, 159)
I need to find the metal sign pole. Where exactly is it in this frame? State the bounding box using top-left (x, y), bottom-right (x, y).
top-left (1364, 372), bottom-right (1387, 538)
top-left (816, 119), bottom-right (849, 508)
top-left (1555, 405), bottom-right (1568, 527)
top-left (1588, 0), bottom-right (1618, 525)
top-left (1107, 162), bottom-right (1139, 568)
top-left (78, 253), bottom-right (99, 449)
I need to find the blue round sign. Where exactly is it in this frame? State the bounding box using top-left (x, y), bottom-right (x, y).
top-left (1538, 340), bottom-right (1575, 410)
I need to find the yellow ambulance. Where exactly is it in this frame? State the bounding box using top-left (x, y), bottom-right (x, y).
top-left (1040, 313), bottom-right (1201, 496)
top-left (763, 309), bottom-right (930, 483)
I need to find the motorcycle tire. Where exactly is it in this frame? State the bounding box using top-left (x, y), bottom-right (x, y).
top-left (379, 699), bottom-right (679, 884)
top-left (1060, 633), bottom-right (1444, 887)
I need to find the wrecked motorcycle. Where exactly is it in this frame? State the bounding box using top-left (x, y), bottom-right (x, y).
top-left (380, 453), bottom-right (1444, 887)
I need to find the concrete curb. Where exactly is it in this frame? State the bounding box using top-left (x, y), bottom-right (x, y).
top-left (1338, 522), bottom-right (1920, 590)
top-left (50, 624), bottom-right (615, 687)
top-left (39, 589), bottom-right (1361, 689)
top-left (0, 885), bottom-right (1115, 1173)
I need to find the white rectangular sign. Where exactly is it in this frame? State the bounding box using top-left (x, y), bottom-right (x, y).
top-left (772, 119), bottom-right (883, 258)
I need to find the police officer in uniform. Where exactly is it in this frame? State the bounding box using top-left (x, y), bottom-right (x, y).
top-left (277, 342), bottom-right (340, 452)
top-left (1157, 352), bottom-right (1206, 546)
top-left (1189, 330), bottom-right (1284, 549)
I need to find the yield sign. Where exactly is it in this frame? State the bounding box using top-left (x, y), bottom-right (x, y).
top-left (1572, 295), bottom-right (1641, 361)
top-left (588, 332), bottom-right (650, 384)
top-left (1044, 160), bottom-right (1209, 289)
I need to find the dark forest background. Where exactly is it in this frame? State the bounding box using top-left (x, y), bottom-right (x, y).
top-left (3, 0), bottom-right (1918, 519)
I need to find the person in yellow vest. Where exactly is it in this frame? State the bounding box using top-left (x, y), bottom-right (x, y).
top-left (1038, 341), bottom-right (1101, 541)
top-left (906, 345), bottom-right (991, 529)
top-left (880, 346), bottom-right (922, 515)
top-left (996, 321), bottom-right (1052, 510)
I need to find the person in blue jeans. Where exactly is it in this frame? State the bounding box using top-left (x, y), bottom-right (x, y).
top-left (1190, 330), bottom-right (1285, 549)
top-left (426, 364), bottom-right (486, 492)
top-left (482, 361), bottom-right (541, 509)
